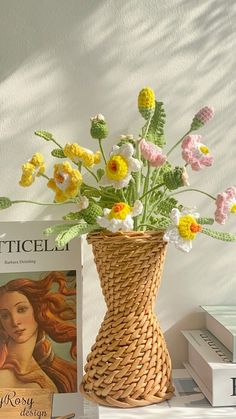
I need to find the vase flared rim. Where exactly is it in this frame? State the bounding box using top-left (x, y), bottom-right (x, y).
top-left (87, 230), bottom-right (166, 245)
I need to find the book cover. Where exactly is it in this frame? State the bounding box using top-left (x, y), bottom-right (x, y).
top-left (182, 329), bottom-right (236, 407)
top-left (201, 305), bottom-right (236, 362)
top-left (0, 221), bottom-right (84, 418)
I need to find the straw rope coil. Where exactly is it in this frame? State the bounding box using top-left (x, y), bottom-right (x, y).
top-left (80, 231), bottom-right (174, 407)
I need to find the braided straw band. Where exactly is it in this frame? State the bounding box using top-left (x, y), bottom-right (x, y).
top-left (80, 231), bottom-right (174, 408)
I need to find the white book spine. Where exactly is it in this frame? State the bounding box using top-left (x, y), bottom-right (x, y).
top-left (183, 330), bottom-right (236, 407)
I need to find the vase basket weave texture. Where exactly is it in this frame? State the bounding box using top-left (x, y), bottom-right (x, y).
top-left (80, 231), bottom-right (174, 408)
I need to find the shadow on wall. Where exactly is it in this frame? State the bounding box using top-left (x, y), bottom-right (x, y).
top-left (164, 311), bottom-right (205, 368)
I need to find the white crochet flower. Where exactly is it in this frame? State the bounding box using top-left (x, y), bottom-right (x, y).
top-left (97, 200), bottom-right (143, 233)
top-left (163, 207), bottom-right (201, 253)
top-left (100, 143), bottom-right (141, 189)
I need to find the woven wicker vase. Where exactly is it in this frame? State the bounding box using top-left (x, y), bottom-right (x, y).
top-left (80, 231), bottom-right (174, 408)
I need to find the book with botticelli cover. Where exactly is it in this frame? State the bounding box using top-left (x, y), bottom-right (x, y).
top-left (201, 305), bottom-right (236, 362)
top-left (0, 221), bottom-right (86, 418)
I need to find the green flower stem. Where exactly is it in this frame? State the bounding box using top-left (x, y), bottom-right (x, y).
top-left (133, 141), bottom-right (141, 229)
top-left (137, 223), bottom-right (155, 230)
top-left (11, 199), bottom-right (75, 206)
top-left (147, 187), bottom-right (168, 221)
top-left (166, 129), bottom-right (191, 157)
top-left (168, 188), bottom-right (216, 201)
top-left (50, 137), bottom-right (64, 150)
top-left (139, 183), bottom-right (165, 200)
top-left (143, 116), bottom-right (152, 139)
top-left (83, 166), bottom-right (99, 182)
top-left (151, 167), bottom-right (160, 189)
top-left (120, 189), bottom-right (127, 203)
top-left (98, 138), bottom-right (107, 164)
top-left (140, 162), bottom-right (151, 229)
top-left (40, 173), bottom-right (50, 181)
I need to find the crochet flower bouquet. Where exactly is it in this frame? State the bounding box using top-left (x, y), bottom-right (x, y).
top-left (1, 87), bottom-right (236, 252)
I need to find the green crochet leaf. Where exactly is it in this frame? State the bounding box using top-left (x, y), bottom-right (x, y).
top-left (146, 101), bottom-right (166, 148)
top-left (197, 217), bottom-right (214, 225)
top-left (63, 212), bottom-right (83, 221)
top-left (43, 223), bottom-right (77, 236)
top-left (55, 223), bottom-right (98, 248)
top-left (51, 148), bottom-right (66, 158)
top-left (201, 227), bottom-right (236, 242)
top-left (34, 130), bottom-right (53, 141)
top-left (150, 217), bottom-right (171, 230)
top-left (158, 197), bottom-right (179, 217)
top-left (97, 168), bottom-right (105, 181)
top-left (151, 162), bottom-right (172, 186)
top-left (0, 197), bottom-right (12, 210)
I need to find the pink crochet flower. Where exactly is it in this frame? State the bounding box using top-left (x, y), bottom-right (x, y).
top-left (140, 139), bottom-right (167, 167)
top-left (181, 134), bottom-right (213, 171)
top-left (215, 187), bottom-right (236, 224)
top-left (191, 106), bottom-right (214, 130)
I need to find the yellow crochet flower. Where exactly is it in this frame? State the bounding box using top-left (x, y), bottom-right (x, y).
top-left (64, 143), bottom-right (101, 167)
top-left (19, 153), bottom-right (45, 187)
top-left (138, 87), bottom-right (155, 120)
top-left (47, 162), bottom-right (82, 202)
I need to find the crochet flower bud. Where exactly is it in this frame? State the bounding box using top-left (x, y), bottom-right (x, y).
top-left (138, 87), bottom-right (155, 120)
top-left (0, 197), bottom-right (12, 210)
top-left (90, 114), bottom-right (108, 140)
top-left (79, 203), bottom-right (103, 224)
top-left (190, 106), bottom-right (214, 131)
top-left (163, 167), bottom-right (189, 190)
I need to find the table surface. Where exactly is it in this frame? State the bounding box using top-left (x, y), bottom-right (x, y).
top-left (98, 369), bottom-right (236, 419)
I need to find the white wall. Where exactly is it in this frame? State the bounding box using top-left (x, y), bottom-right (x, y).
top-left (0, 0), bottom-right (235, 367)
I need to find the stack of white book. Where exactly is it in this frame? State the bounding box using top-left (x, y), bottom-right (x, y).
top-left (182, 305), bottom-right (236, 407)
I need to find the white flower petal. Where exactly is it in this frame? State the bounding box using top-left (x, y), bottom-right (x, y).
top-left (99, 174), bottom-right (111, 186)
top-left (175, 237), bottom-right (193, 253)
top-left (122, 215), bottom-right (134, 231)
top-left (110, 145), bottom-right (120, 156)
top-left (163, 226), bottom-right (179, 242)
top-left (119, 143), bottom-right (134, 158)
top-left (170, 208), bottom-right (180, 225)
top-left (128, 157), bottom-right (142, 173)
top-left (78, 196), bottom-right (89, 210)
top-left (131, 200), bottom-right (143, 217)
top-left (113, 176), bottom-right (132, 189)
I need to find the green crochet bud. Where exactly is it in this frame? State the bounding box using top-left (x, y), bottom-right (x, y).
top-left (90, 114), bottom-right (108, 140)
top-left (80, 203), bottom-right (103, 224)
top-left (0, 197), bottom-right (12, 210)
top-left (163, 167), bottom-right (189, 191)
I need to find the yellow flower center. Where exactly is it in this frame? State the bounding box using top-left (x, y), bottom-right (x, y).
top-left (199, 145), bottom-right (209, 154)
top-left (106, 155), bottom-right (128, 181)
top-left (230, 203), bottom-right (236, 213)
top-left (178, 215), bottom-right (202, 240)
top-left (108, 202), bottom-right (131, 220)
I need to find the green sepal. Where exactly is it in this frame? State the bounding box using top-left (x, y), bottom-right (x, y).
top-left (55, 223), bottom-right (99, 248)
top-left (201, 227), bottom-right (236, 242)
top-left (146, 101), bottom-right (166, 148)
top-left (35, 130), bottom-right (53, 141)
top-left (197, 217), bottom-right (214, 225)
top-left (97, 168), bottom-right (105, 181)
top-left (51, 148), bottom-right (66, 158)
top-left (0, 197), bottom-right (12, 210)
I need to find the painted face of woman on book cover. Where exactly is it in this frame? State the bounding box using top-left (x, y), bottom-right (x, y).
top-left (0, 291), bottom-right (38, 344)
